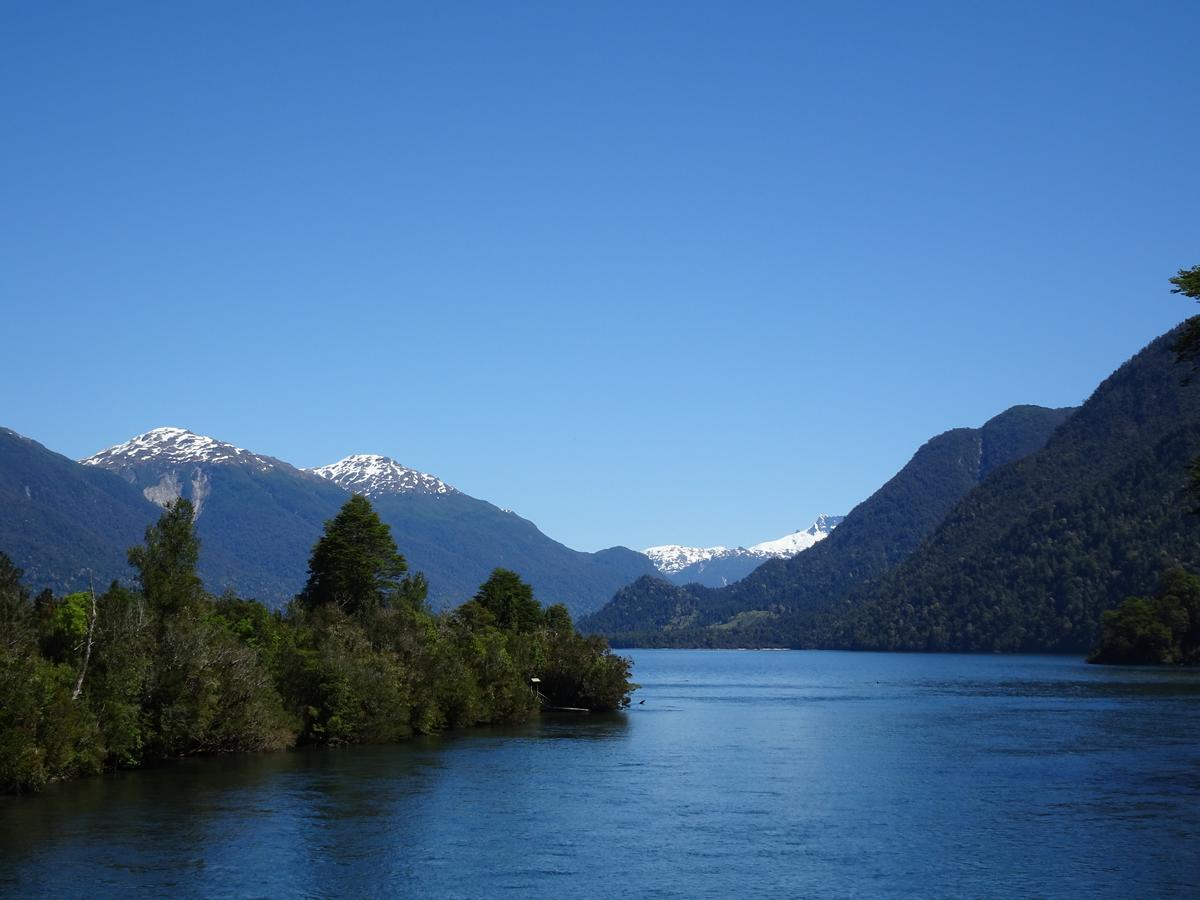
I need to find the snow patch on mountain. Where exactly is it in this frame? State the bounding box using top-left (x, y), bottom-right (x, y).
top-left (81, 427), bottom-right (279, 472)
top-left (307, 454), bottom-right (454, 498)
top-left (642, 544), bottom-right (733, 575)
top-left (746, 514), bottom-right (843, 556)
top-left (644, 515), bottom-right (844, 576)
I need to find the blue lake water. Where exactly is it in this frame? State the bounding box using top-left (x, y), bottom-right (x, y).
top-left (1, 650), bottom-right (1198, 898)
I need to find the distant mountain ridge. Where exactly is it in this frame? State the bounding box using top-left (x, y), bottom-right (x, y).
top-left (1, 426), bottom-right (657, 615)
top-left (644, 515), bottom-right (845, 587)
top-left (580, 404), bottom-right (1075, 643)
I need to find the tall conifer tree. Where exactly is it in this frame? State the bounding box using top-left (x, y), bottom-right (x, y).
top-left (300, 495), bottom-right (422, 615)
top-left (127, 499), bottom-right (202, 614)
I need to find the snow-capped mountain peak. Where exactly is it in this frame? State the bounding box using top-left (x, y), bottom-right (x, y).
top-left (641, 543), bottom-right (733, 575)
top-left (747, 514), bottom-right (845, 556)
top-left (643, 515), bottom-right (845, 584)
top-left (306, 454), bottom-right (454, 498)
top-left (807, 513), bottom-right (842, 535)
top-left (81, 427), bottom-right (278, 472)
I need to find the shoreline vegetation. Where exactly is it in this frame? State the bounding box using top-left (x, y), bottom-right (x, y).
top-left (0, 495), bottom-right (634, 795)
top-left (1088, 569), bottom-right (1200, 665)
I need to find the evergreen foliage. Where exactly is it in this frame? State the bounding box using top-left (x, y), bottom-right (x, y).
top-left (468, 568), bottom-right (545, 633)
top-left (1088, 569), bottom-right (1200, 665)
top-left (831, 326), bottom-right (1200, 653)
top-left (299, 495), bottom-right (422, 615)
top-left (1171, 265), bottom-right (1200, 299)
top-left (1170, 265), bottom-right (1200, 367)
top-left (0, 494), bottom-right (634, 794)
top-left (127, 498), bottom-right (202, 615)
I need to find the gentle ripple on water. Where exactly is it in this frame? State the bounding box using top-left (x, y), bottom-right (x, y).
top-left (1, 650), bottom-right (1198, 898)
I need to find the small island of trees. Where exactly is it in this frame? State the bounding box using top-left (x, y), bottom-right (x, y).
top-left (0, 494), bottom-right (634, 794)
top-left (1088, 569), bottom-right (1200, 665)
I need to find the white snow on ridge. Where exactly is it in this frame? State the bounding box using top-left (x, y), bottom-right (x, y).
top-left (642, 543), bottom-right (733, 575)
top-left (747, 514), bottom-right (843, 556)
top-left (81, 427), bottom-right (278, 471)
top-left (81, 430), bottom-right (455, 498)
top-left (644, 515), bottom-right (844, 576)
top-left (307, 454), bottom-right (454, 498)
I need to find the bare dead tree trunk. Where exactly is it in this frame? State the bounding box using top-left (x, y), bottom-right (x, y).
top-left (72, 577), bottom-right (98, 701)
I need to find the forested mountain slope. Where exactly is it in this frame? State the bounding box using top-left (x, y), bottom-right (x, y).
top-left (581, 404), bottom-right (1074, 644)
top-left (0, 429), bottom-right (160, 594)
top-left (831, 325), bottom-right (1200, 652)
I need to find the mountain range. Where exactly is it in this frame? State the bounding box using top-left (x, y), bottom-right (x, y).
top-left (643, 515), bottom-right (845, 587)
top-left (1, 426), bottom-right (658, 616)
top-left (832, 325), bottom-right (1200, 652)
top-left (581, 323), bottom-right (1200, 652)
top-left (579, 403), bottom-right (1076, 642)
top-left (8, 323), bottom-right (1193, 648)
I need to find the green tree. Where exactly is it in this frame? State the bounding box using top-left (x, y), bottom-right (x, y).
top-left (1171, 265), bottom-right (1200, 299)
top-left (1089, 569), bottom-right (1200, 665)
top-left (1171, 264), bottom-right (1200, 361)
top-left (38, 592), bottom-right (90, 664)
top-left (124, 500), bottom-right (293, 757)
top-left (470, 568), bottom-right (544, 634)
top-left (1170, 265), bottom-right (1200, 504)
top-left (127, 499), bottom-right (202, 615)
top-left (536, 628), bottom-right (634, 710)
top-left (0, 557), bottom-right (102, 792)
top-left (86, 583), bottom-right (151, 768)
top-left (0, 649), bottom-right (102, 793)
top-left (299, 495), bottom-right (421, 616)
top-left (0, 553), bottom-right (33, 655)
top-left (544, 603), bottom-right (573, 635)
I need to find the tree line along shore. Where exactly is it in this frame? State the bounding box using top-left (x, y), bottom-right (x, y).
top-left (0, 494), bottom-right (634, 794)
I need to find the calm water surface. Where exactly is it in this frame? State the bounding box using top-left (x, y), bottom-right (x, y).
top-left (2, 650), bottom-right (1198, 898)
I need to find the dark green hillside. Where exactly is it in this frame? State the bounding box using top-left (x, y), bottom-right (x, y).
top-left (0, 429), bottom-right (159, 593)
top-left (372, 493), bottom-right (660, 617)
top-left (833, 325), bottom-right (1200, 653)
top-left (583, 405), bottom-right (1073, 644)
top-left (582, 574), bottom-right (713, 639)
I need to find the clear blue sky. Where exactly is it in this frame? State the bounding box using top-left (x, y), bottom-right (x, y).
top-left (2, 1), bottom-right (1197, 552)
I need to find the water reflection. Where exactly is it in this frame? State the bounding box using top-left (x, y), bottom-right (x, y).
top-left (2, 653), bottom-right (1198, 899)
